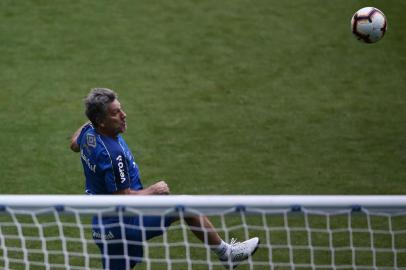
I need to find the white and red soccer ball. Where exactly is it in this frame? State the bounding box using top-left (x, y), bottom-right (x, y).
top-left (351, 7), bottom-right (387, 43)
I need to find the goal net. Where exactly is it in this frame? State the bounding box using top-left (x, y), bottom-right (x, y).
top-left (0, 195), bottom-right (405, 270)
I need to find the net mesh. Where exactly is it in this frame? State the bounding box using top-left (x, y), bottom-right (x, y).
top-left (0, 205), bottom-right (405, 270)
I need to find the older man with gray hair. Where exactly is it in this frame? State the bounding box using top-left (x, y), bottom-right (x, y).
top-left (70, 88), bottom-right (259, 270)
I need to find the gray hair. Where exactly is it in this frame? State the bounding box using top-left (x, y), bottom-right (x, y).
top-left (84, 88), bottom-right (117, 128)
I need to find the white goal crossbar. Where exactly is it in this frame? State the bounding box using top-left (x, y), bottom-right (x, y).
top-left (0, 195), bottom-right (405, 270)
top-left (1, 195), bottom-right (405, 210)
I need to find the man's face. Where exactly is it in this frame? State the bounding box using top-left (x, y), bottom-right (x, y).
top-left (101, 99), bottom-right (127, 135)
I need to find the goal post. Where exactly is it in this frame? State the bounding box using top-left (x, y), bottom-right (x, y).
top-left (0, 195), bottom-right (405, 270)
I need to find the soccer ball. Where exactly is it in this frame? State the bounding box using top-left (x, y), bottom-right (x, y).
top-left (351, 7), bottom-right (387, 43)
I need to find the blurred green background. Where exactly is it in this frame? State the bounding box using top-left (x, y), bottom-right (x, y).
top-left (0, 0), bottom-right (405, 195)
top-left (0, 1), bottom-right (405, 269)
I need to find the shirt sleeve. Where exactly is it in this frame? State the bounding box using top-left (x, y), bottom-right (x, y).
top-left (76, 123), bottom-right (93, 147)
top-left (98, 149), bottom-right (132, 193)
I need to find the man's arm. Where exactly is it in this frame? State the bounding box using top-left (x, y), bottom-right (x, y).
top-left (70, 122), bottom-right (90, 152)
top-left (113, 180), bottom-right (170, 195)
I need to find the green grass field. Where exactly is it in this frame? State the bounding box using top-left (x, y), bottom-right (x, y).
top-left (0, 0), bottom-right (405, 269)
top-left (1, 0), bottom-right (405, 196)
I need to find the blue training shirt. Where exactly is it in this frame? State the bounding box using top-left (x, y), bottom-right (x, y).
top-left (77, 123), bottom-right (143, 194)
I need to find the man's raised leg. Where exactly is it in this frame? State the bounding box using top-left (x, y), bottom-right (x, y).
top-left (184, 216), bottom-right (260, 269)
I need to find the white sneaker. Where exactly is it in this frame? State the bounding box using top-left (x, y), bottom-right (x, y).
top-left (220, 237), bottom-right (260, 269)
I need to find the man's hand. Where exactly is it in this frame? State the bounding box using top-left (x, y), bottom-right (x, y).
top-left (146, 180), bottom-right (170, 195)
top-left (113, 180), bottom-right (171, 195)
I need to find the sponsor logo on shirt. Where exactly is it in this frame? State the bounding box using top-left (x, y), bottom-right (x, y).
top-left (86, 133), bottom-right (96, 148)
top-left (116, 155), bottom-right (127, 183)
top-left (81, 149), bottom-right (96, 173)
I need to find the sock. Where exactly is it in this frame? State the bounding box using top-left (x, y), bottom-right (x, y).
top-left (213, 240), bottom-right (230, 260)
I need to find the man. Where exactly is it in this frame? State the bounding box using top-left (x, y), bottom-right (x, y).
top-left (70, 88), bottom-right (259, 269)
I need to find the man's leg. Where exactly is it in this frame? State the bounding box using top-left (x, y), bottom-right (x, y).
top-left (92, 216), bottom-right (142, 270)
top-left (184, 216), bottom-right (260, 269)
top-left (184, 216), bottom-right (222, 246)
